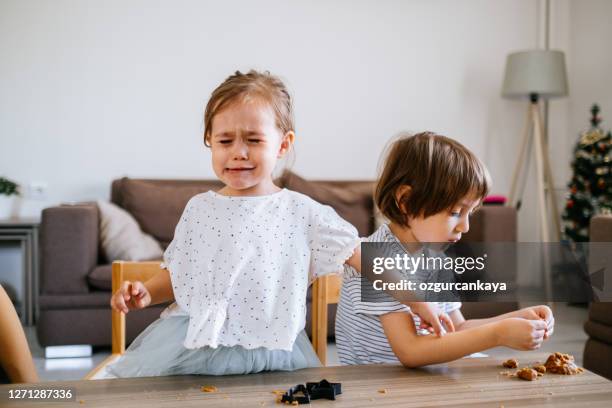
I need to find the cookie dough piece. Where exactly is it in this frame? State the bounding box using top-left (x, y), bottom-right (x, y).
top-left (544, 352), bottom-right (584, 375)
top-left (517, 368), bottom-right (538, 381)
top-left (502, 359), bottom-right (518, 369)
top-left (532, 365), bottom-right (546, 374)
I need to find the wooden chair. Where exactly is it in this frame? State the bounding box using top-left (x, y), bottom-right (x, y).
top-left (311, 274), bottom-right (342, 366)
top-left (84, 261), bottom-right (162, 379)
top-left (85, 262), bottom-right (341, 378)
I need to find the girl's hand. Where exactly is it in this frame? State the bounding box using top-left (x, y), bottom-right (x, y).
top-left (110, 280), bottom-right (151, 314)
top-left (497, 317), bottom-right (547, 350)
top-left (408, 302), bottom-right (455, 337)
top-left (517, 305), bottom-right (555, 339)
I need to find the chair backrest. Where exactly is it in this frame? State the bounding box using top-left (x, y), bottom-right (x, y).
top-left (85, 261), bottom-right (162, 379)
top-left (110, 261), bottom-right (163, 354)
top-left (311, 274), bottom-right (342, 365)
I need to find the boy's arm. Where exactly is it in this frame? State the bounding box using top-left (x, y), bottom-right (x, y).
top-left (449, 306), bottom-right (553, 332)
top-left (144, 268), bottom-right (175, 305)
top-left (448, 308), bottom-right (512, 331)
top-left (380, 311), bottom-right (501, 368)
top-left (345, 244), bottom-right (450, 336)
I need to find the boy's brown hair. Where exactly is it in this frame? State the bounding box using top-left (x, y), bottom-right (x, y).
top-left (375, 131), bottom-right (490, 225)
top-left (203, 70), bottom-right (294, 147)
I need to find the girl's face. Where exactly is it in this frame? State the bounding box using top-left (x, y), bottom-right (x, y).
top-left (210, 100), bottom-right (293, 196)
top-left (391, 193), bottom-right (481, 243)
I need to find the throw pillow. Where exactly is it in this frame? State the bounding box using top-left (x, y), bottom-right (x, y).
top-left (97, 200), bottom-right (163, 262)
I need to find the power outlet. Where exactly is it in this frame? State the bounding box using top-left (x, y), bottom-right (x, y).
top-left (25, 182), bottom-right (48, 200)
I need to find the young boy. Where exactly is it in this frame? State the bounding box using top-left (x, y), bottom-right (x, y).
top-left (335, 132), bottom-right (554, 367)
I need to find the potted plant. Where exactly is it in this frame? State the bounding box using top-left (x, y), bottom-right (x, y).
top-left (0, 177), bottom-right (21, 219)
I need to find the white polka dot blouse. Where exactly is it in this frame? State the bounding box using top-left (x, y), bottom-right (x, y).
top-left (160, 188), bottom-right (360, 351)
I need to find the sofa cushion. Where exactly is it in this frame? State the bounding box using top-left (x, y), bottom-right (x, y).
top-left (37, 306), bottom-right (166, 347)
top-left (87, 264), bottom-right (112, 291)
top-left (97, 200), bottom-right (163, 262)
top-left (119, 179), bottom-right (223, 247)
top-left (39, 292), bottom-right (111, 309)
top-left (280, 171), bottom-right (375, 236)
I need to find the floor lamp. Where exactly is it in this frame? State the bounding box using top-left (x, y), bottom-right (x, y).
top-left (502, 50), bottom-right (568, 242)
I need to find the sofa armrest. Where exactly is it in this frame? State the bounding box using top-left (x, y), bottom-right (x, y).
top-left (590, 214), bottom-right (612, 242)
top-left (40, 204), bottom-right (99, 294)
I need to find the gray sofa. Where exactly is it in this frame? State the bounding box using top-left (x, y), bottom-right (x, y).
top-left (583, 214), bottom-right (612, 380)
top-left (37, 172), bottom-right (518, 348)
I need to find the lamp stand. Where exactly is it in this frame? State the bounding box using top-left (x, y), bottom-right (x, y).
top-left (507, 94), bottom-right (561, 242)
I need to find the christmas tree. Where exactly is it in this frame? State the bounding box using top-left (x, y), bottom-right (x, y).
top-left (562, 104), bottom-right (612, 242)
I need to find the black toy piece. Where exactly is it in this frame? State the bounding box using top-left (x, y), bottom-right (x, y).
top-left (306, 379), bottom-right (342, 401)
top-left (279, 380), bottom-right (342, 404)
top-left (281, 384), bottom-right (311, 405)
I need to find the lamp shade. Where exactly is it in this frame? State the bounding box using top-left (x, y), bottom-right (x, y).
top-left (501, 50), bottom-right (568, 99)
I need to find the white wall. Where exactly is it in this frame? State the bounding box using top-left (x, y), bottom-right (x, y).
top-left (566, 0), bottom-right (612, 152)
top-left (1, 0), bottom-right (609, 241)
top-left (545, 0), bottom-right (612, 242)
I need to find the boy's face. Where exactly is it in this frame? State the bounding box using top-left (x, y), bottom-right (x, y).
top-left (407, 195), bottom-right (481, 243)
top-left (210, 100), bottom-right (293, 196)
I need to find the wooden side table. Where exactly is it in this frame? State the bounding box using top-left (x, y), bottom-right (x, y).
top-left (0, 217), bottom-right (39, 326)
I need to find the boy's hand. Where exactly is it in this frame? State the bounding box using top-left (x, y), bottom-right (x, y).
top-left (110, 281), bottom-right (151, 314)
top-left (408, 302), bottom-right (455, 337)
top-left (518, 305), bottom-right (554, 339)
top-left (498, 317), bottom-right (547, 350)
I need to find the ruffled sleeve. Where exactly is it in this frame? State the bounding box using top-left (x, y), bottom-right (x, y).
top-left (309, 204), bottom-right (360, 279)
top-left (159, 200), bottom-right (192, 271)
top-left (159, 197), bottom-right (199, 315)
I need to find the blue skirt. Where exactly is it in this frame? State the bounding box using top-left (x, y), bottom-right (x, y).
top-left (106, 315), bottom-right (321, 377)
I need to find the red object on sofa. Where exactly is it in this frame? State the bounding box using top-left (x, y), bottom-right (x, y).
top-left (483, 195), bottom-right (507, 205)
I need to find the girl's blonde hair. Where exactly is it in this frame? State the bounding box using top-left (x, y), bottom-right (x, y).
top-left (203, 70), bottom-right (294, 147)
top-left (375, 131), bottom-right (491, 225)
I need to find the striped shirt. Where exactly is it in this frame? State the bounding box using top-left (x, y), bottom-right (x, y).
top-left (335, 224), bottom-right (461, 365)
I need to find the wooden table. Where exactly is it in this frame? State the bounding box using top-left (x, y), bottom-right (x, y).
top-left (1, 353), bottom-right (611, 407)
